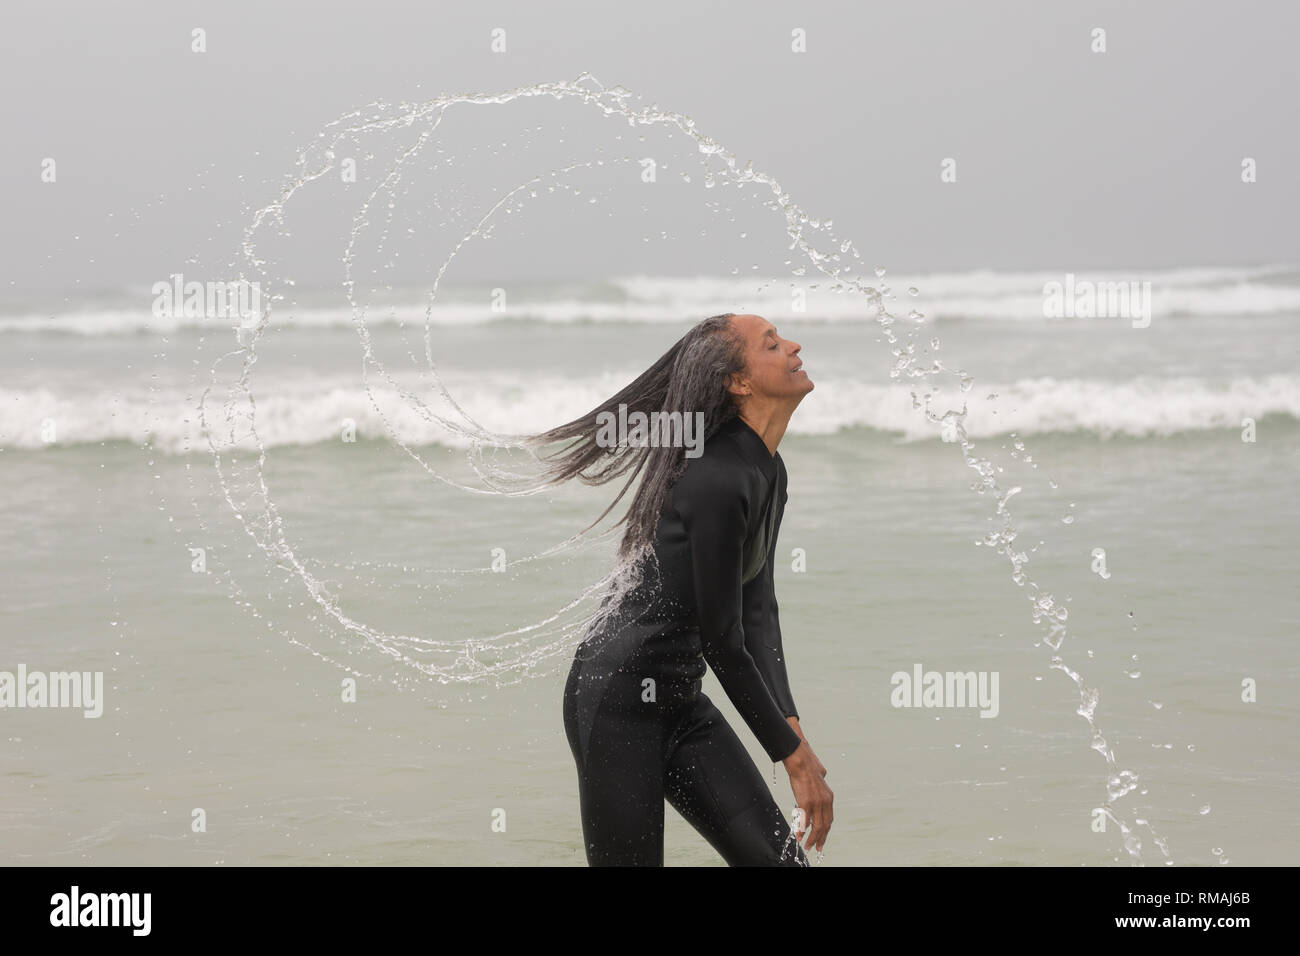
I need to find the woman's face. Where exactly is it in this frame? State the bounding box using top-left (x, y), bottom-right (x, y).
top-left (728, 313), bottom-right (814, 402)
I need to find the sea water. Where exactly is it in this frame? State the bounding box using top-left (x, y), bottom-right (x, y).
top-left (2, 271), bottom-right (1297, 865)
top-left (2, 71), bottom-right (1297, 864)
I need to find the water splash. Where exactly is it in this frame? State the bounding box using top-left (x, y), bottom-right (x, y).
top-left (182, 71), bottom-right (1174, 865)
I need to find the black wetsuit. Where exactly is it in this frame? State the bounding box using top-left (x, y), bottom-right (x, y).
top-left (562, 414), bottom-right (808, 866)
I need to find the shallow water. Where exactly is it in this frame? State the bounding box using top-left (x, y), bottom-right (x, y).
top-left (2, 393), bottom-right (1296, 864)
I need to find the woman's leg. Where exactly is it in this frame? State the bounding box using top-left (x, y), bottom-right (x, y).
top-left (563, 656), bottom-right (666, 866)
top-left (663, 691), bottom-right (809, 867)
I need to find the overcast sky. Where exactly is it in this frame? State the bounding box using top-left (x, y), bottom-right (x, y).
top-left (4, 0), bottom-right (1297, 294)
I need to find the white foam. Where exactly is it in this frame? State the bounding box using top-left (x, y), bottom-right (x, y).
top-left (3, 265), bottom-right (1297, 334)
top-left (3, 373), bottom-right (1295, 452)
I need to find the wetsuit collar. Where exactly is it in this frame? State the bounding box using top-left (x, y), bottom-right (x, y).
top-left (724, 414), bottom-right (780, 468)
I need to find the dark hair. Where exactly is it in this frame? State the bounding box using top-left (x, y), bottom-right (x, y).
top-left (524, 312), bottom-right (748, 562)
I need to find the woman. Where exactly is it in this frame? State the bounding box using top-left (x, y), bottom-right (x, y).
top-left (532, 312), bottom-right (833, 866)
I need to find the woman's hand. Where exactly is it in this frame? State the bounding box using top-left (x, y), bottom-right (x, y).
top-left (782, 717), bottom-right (833, 852)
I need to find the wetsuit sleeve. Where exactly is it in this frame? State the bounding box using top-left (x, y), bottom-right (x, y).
top-left (741, 476), bottom-right (798, 720)
top-left (675, 461), bottom-right (803, 763)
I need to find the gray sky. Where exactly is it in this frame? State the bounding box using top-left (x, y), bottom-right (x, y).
top-left (4, 0), bottom-right (1297, 294)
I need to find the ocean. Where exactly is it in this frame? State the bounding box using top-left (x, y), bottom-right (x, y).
top-left (2, 267), bottom-right (1297, 865)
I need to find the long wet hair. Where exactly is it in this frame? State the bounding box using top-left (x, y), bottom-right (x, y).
top-left (524, 312), bottom-right (749, 563)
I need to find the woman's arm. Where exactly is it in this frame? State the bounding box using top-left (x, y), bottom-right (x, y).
top-left (741, 467), bottom-right (798, 720)
top-left (744, 459), bottom-right (834, 853)
top-left (675, 459), bottom-right (803, 764)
